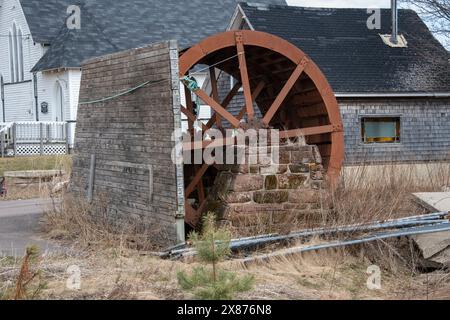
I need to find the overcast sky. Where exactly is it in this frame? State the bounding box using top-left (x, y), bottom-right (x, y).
top-left (286, 0), bottom-right (391, 8)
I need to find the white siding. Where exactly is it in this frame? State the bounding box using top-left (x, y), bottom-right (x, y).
top-left (68, 69), bottom-right (81, 121)
top-left (0, 0), bottom-right (43, 122)
top-left (3, 81), bottom-right (33, 120)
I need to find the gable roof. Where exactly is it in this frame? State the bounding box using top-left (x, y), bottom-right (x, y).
top-left (19, 0), bottom-right (286, 72)
top-left (239, 3), bottom-right (450, 94)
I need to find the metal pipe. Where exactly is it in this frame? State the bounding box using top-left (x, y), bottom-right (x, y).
top-left (391, 0), bottom-right (398, 44)
top-left (168, 212), bottom-right (449, 258)
top-left (33, 73), bottom-right (39, 121)
top-left (1, 75), bottom-right (5, 122)
top-left (240, 223), bottom-right (450, 265)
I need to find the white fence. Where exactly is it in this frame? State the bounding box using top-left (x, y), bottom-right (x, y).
top-left (0, 121), bottom-right (75, 157)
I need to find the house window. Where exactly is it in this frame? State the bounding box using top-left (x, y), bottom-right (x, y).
top-left (8, 23), bottom-right (24, 83)
top-left (18, 29), bottom-right (24, 81)
top-left (8, 31), bottom-right (14, 83)
top-left (361, 117), bottom-right (400, 144)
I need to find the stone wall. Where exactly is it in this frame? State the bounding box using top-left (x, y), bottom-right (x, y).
top-left (204, 143), bottom-right (326, 235)
top-left (340, 98), bottom-right (450, 164)
top-left (71, 41), bottom-right (185, 245)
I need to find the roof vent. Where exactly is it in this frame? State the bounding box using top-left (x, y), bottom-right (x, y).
top-left (380, 34), bottom-right (407, 47)
top-left (391, 0), bottom-right (398, 43)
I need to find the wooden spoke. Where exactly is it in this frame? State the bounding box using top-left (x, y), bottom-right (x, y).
top-left (185, 201), bottom-right (203, 227)
top-left (209, 67), bottom-right (221, 128)
top-left (195, 165), bottom-right (206, 203)
top-left (183, 136), bottom-right (236, 151)
top-left (236, 32), bottom-right (255, 120)
top-left (206, 81), bottom-right (241, 129)
top-left (192, 88), bottom-right (240, 128)
top-left (279, 124), bottom-right (336, 139)
top-left (184, 84), bottom-right (194, 131)
top-left (236, 81), bottom-right (265, 121)
top-left (262, 57), bottom-right (309, 125)
top-left (185, 199), bottom-right (208, 227)
top-left (185, 163), bottom-right (209, 198)
top-left (180, 107), bottom-right (208, 131)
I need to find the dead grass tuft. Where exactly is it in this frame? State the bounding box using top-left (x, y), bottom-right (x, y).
top-left (43, 193), bottom-right (171, 251)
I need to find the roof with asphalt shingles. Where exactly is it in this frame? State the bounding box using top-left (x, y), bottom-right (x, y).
top-left (240, 3), bottom-right (450, 93)
top-left (18, 0), bottom-right (286, 72)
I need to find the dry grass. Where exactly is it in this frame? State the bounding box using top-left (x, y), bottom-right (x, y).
top-left (34, 161), bottom-right (450, 300)
top-left (0, 155), bottom-right (72, 200)
top-left (330, 162), bottom-right (450, 226)
top-left (43, 193), bottom-right (172, 251)
top-left (1, 245), bottom-right (448, 300)
top-left (0, 155), bottom-right (72, 176)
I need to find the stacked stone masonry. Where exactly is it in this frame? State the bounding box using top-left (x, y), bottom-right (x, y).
top-left (204, 143), bottom-right (326, 235)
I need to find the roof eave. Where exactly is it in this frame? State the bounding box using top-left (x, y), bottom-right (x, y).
top-left (227, 4), bottom-right (255, 31)
top-left (31, 66), bottom-right (81, 74)
top-left (335, 92), bottom-right (450, 98)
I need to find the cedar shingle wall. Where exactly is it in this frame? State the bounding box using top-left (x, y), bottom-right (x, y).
top-left (340, 98), bottom-right (450, 164)
top-left (70, 41), bottom-right (184, 245)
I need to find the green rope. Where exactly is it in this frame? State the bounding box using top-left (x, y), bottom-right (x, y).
top-left (78, 79), bottom-right (165, 105)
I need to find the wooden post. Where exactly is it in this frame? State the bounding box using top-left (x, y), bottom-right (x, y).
top-left (0, 132), bottom-right (4, 158)
top-left (87, 154), bottom-right (96, 203)
top-left (12, 123), bottom-right (17, 157)
top-left (65, 122), bottom-right (70, 154)
top-left (148, 164), bottom-right (153, 202)
top-left (40, 123), bottom-right (44, 156)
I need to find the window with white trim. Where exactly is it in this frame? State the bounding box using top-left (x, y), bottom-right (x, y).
top-left (8, 22), bottom-right (24, 83)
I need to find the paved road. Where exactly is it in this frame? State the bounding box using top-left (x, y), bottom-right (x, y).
top-left (0, 198), bottom-right (61, 257)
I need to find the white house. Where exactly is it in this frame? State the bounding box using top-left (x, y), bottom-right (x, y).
top-left (0, 0), bottom-right (80, 124)
top-left (0, 0), bottom-right (285, 155)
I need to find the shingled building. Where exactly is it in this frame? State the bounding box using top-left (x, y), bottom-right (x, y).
top-left (225, 3), bottom-right (450, 164)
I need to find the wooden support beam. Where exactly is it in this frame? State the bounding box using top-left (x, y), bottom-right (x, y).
top-left (184, 84), bottom-right (194, 131)
top-left (209, 67), bottom-right (221, 128)
top-left (183, 136), bottom-right (236, 151)
top-left (279, 124), bottom-right (336, 139)
top-left (181, 106), bottom-right (209, 131)
top-left (185, 201), bottom-right (202, 228)
top-left (192, 88), bottom-right (240, 128)
top-left (262, 57), bottom-right (309, 126)
top-left (235, 32), bottom-right (255, 120)
top-left (236, 80), bottom-right (265, 121)
top-left (206, 81), bottom-right (241, 129)
top-left (185, 163), bottom-right (209, 198)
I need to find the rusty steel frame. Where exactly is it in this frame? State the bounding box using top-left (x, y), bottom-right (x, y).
top-left (179, 30), bottom-right (345, 227)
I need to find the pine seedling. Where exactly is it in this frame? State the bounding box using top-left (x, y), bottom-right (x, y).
top-left (177, 213), bottom-right (254, 300)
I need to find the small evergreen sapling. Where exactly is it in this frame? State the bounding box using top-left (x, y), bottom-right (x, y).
top-left (177, 213), bottom-right (254, 300)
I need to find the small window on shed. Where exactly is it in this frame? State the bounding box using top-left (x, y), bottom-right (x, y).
top-left (361, 117), bottom-right (400, 144)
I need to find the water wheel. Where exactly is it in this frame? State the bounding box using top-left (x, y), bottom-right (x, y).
top-left (179, 30), bottom-right (344, 227)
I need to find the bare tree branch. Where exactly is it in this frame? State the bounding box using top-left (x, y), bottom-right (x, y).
top-left (400, 0), bottom-right (450, 44)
